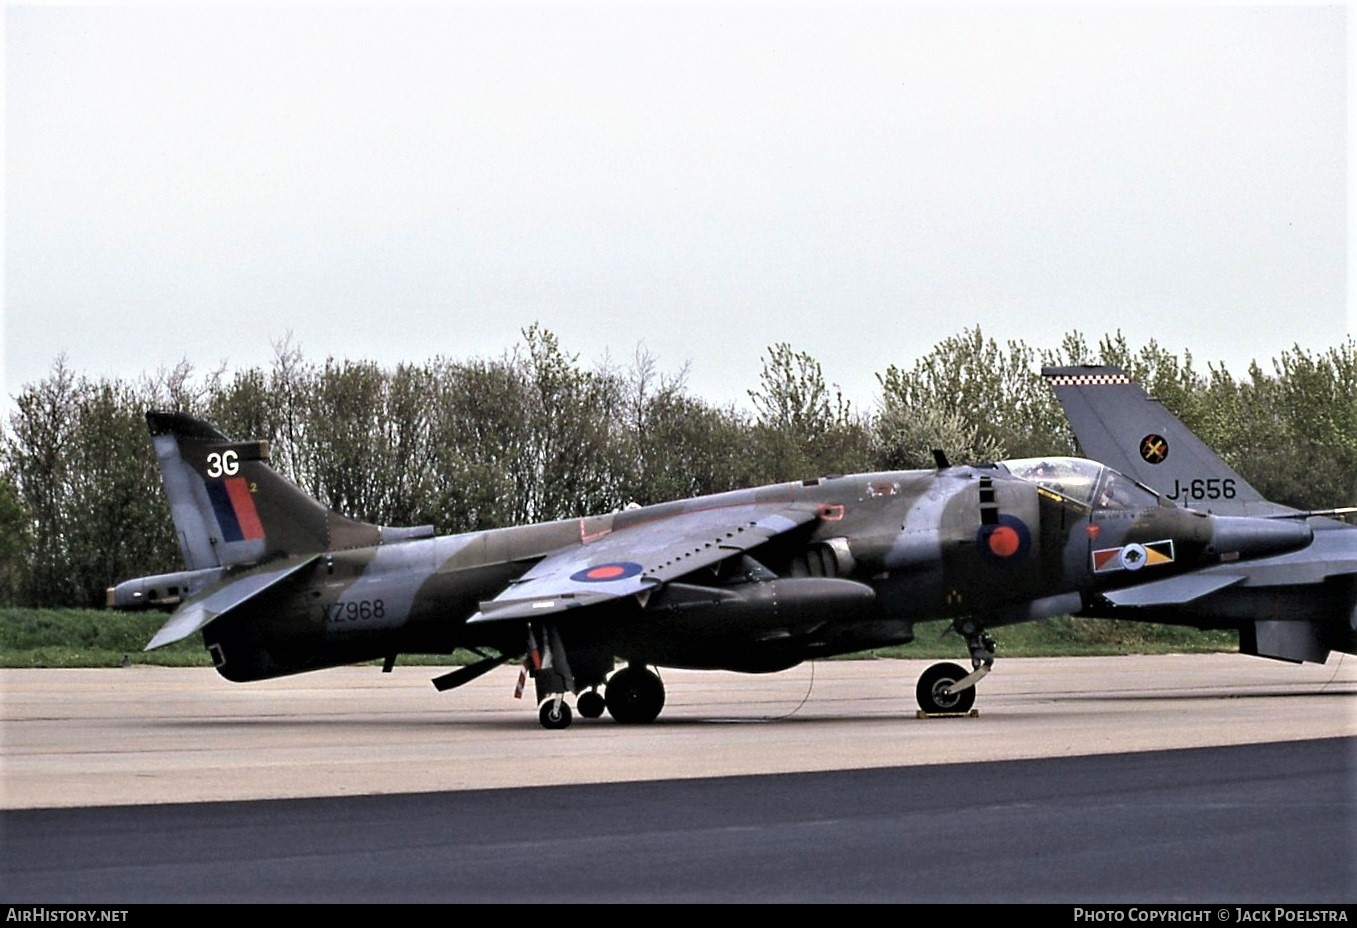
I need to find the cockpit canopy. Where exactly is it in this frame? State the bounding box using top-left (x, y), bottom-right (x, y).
top-left (1000, 457), bottom-right (1162, 511)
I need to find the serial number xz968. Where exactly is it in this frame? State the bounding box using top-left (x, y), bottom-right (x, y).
top-left (1165, 478), bottom-right (1237, 502)
top-left (322, 599), bottom-right (385, 622)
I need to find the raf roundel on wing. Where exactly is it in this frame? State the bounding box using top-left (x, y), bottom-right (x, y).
top-left (570, 561), bottom-right (645, 583)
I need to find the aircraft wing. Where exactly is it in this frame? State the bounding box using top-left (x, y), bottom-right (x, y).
top-left (145, 556), bottom-right (321, 649)
top-left (1229, 548), bottom-right (1357, 586)
top-left (470, 502), bottom-right (821, 622)
top-left (1101, 572), bottom-right (1246, 606)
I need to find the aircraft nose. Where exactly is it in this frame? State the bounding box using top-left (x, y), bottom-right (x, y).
top-left (1208, 516), bottom-right (1313, 562)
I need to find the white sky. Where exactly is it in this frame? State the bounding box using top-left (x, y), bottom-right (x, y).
top-left (4, 5), bottom-right (1349, 413)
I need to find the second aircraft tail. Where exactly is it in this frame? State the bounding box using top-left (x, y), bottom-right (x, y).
top-left (1041, 366), bottom-right (1292, 517)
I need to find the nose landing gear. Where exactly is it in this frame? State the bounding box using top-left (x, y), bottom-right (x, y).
top-left (914, 619), bottom-right (995, 716)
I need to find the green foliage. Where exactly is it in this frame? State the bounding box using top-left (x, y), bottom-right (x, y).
top-left (2, 327), bottom-right (1353, 608)
top-left (613, 348), bottom-right (759, 503)
top-left (866, 616), bottom-right (1237, 659)
top-left (2, 359), bottom-right (177, 606)
top-left (1232, 342), bottom-right (1357, 509)
top-left (749, 343), bottom-right (874, 479)
top-left (0, 473), bottom-right (31, 605)
top-left (516, 324), bottom-right (628, 521)
top-left (424, 356), bottom-right (533, 530)
top-left (878, 327), bottom-right (1073, 465)
top-left (0, 607), bottom-right (209, 667)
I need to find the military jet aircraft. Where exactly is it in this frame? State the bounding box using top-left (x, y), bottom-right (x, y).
top-left (1044, 365), bottom-right (1356, 665)
top-left (109, 411), bottom-right (1315, 728)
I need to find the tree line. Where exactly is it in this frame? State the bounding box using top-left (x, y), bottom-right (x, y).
top-left (2, 326), bottom-right (1353, 608)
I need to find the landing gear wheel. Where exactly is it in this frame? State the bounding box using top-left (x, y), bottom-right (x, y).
top-left (576, 690), bottom-right (605, 719)
top-left (605, 666), bottom-right (665, 724)
top-left (539, 699), bottom-right (573, 730)
top-left (916, 662), bottom-right (976, 714)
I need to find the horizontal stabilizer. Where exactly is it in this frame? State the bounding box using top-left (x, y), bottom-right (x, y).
top-left (145, 556), bottom-right (320, 650)
top-left (1101, 572), bottom-right (1244, 607)
top-left (1229, 547), bottom-right (1357, 587)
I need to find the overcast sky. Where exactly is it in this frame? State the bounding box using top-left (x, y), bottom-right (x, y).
top-left (4, 5), bottom-right (1349, 413)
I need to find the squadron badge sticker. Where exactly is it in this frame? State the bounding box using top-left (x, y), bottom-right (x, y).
top-left (1139, 434), bottom-right (1169, 464)
top-left (1092, 540), bottom-right (1176, 573)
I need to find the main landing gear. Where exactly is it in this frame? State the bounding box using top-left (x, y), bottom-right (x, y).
top-left (914, 619), bottom-right (996, 715)
top-left (539, 697), bottom-right (572, 730)
top-left (535, 662), bottom-right (666, 730)
top-left (604, 665), bottom-right (665, 724)
top-left (529, 620), bottom-right (669, 729)
top-left (576, 689), bottom-right (606, 719)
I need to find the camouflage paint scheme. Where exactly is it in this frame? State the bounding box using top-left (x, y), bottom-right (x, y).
top-left (110, 410), bottom-right (1314, 727)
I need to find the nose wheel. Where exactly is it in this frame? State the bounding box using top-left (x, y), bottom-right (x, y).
top-left (916, 662), bottom-right (977, 714)
top-left (914, 620), bottom-right (995, 715)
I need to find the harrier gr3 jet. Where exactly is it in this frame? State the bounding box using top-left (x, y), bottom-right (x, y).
top-left (1044, 365), bottom-right (1356, 665)
top-left (108, 411), bottom-right (1316, 728)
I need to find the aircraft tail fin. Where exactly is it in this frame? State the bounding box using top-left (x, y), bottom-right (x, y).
top-left (147, 412), bottom-right (429, 570)
top-left (1041, 366), bottom-right (1291, 517)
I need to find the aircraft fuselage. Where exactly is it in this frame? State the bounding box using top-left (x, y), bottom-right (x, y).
top-left (116, 462), bottom-right (1311, 683)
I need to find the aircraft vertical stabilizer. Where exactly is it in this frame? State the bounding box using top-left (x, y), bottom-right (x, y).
top-left (147, 411), bottom-right (386, 569)
top-left (1041, 366), bottom-right (1292, 517)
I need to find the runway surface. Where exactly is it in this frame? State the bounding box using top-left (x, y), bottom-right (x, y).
top-left (3, 738), bottom-right (1352, 902)
top-left (2, 655), bottom-right (1353, 901)
top-left (2, 654), bottom-right (1353, 808)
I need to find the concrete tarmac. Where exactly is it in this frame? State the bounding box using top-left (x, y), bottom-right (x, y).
top-left (3, 654), bottom-right (1355, 809)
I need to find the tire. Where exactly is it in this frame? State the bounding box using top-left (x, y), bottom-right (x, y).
top-left (605, 666), bottom-right (665, 724)
top-left (916, 662), bottom-right (976, 714)
top-left (539, 700), bottom-right (573, 730)
top-left (577, 690), bottom-right (606, 719)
